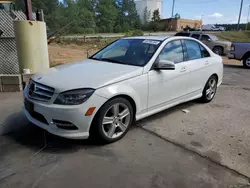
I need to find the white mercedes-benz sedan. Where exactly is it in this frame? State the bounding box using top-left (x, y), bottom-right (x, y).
top-left (24, 36), bottom-right (223, 143)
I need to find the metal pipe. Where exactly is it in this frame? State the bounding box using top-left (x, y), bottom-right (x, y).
top-left (24, 0), bottom-right (33, 20)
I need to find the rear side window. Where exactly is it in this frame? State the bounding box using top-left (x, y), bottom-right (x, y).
top-left (201, 35), bottom-right (210, 41)
top-left (158, 40), bottom-right (184, 64)
top-left (191, 34), bottom-right (200, 39)
top-left (184, 40), bottom-right (202, 60)
top-left (175, 32), bottom-right (190, 37)
top-left (199, 44), bottom-right (210, 58)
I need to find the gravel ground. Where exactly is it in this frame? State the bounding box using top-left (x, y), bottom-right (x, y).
top-left (139, 65), bottom-right (250, 177)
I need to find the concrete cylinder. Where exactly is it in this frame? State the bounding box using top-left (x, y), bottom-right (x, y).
top-left (14, 21), bottom-right (49, 74)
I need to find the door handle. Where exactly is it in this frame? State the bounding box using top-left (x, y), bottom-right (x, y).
top-left (180, 67), bottom-right (187, 72)
top-left (205, 60), bottom-right (209, 65)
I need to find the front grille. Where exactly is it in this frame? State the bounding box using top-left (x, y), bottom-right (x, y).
top-left (28, 80), bottom-right (55, 102)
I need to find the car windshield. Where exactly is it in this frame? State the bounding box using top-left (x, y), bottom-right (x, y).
top-left (90, 39), bottom-right (162, 67)
top-left (209, 35), bottom-right (218, 41)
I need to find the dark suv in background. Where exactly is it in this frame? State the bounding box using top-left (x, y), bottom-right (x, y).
top-left (175, 32), bottom-right (231, 56)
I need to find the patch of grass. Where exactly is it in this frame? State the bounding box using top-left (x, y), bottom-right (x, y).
top-left (125, 30), bottom-right (144, 37)
top-left (215, 31), bottom-right (250, 42)
top-left (55, 37), bottom-right (119, 48)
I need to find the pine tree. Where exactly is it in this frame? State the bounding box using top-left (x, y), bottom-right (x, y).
top-left (143, 7), bottom-right (151, 24)
top-left (152, 9), bottom-right (161, 22)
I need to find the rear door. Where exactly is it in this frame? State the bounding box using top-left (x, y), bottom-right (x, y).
top-left (183, 39), bottom-right (211, 95)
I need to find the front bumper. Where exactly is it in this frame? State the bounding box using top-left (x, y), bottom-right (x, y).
top-left (23, 92), bottom-right (107, 139)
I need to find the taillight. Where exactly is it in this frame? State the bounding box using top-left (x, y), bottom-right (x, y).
top-left (230, 43), bottom-right (235, 51)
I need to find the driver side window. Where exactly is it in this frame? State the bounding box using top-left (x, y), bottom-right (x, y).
top-left (158, 40), bottom-right (184, 64)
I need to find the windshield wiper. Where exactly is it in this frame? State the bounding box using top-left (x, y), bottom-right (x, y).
top-left (100, 58), bottom-right (124, 64)
top-left (88, 57), bottom-right (100, 60)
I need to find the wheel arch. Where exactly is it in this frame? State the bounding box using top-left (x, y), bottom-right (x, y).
top-left (89, 94), bottom-right (137, 136)
top-left (211, 73), bottom-right (218, 81)
top-left (213, 45), bottom-right (224, 52)
top-left (241, 51), bottom-right (250, 60)
top-left (106, 94), bottom-right (137, 116)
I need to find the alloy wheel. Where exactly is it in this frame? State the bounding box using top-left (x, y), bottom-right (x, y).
top-left (206, 78), bottom-right (217, 100)
top-left (246, 58), bottom-right (250, 67)
top-left (102, 103), bottom-right (131, 139)
top-left (213, 47), bottom-right (223, 56)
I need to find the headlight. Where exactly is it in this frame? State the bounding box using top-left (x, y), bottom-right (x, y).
top-left (54, 88), bottom-right (95, 105)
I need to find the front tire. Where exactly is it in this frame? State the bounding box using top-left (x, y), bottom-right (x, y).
top-left (242, 54), bottom-right (250, 69)
top-left (213, 46), bottom-right (223, 56)
top-left (200, 75), bottom-right (218, 103)
top-left (91, 97), bottom-right (134, 143)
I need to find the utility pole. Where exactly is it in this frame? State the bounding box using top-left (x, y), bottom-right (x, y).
top-left (246, 5), bottom-right (250, 30)
top-left (24, 0), bottom-right (33, 20)
top-left (237, 0), bottom-right (244, 30)
top-left (171, 0), bottom-right (176, 18)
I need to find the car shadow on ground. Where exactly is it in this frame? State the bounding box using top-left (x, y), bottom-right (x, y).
top-left (1, 114), bottom-right (111, 156)
top-left (223, 64), bottom-right (245, 69)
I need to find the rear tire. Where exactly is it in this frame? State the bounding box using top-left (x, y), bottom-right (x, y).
top-left (213, 46), bottom-right (223, 56)
top-left (242, 54), bottom-right (250, 69)
top-left (200, 75), bottom-right (218, 103)
top-left (90, 97), bottom-right (134, 144)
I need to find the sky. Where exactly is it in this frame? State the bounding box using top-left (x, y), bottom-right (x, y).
top-left (162, 0), bottom-right (250, 24)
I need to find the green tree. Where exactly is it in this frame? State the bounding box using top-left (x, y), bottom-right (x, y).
top-left (174, 13), bottom-right (180, 19)
top-left (151, 9), bottom-right (161, 22)
top-left (96, 0), bottom-right (118, 33)
top-left (116, 0), bottom-right (141, 31)
top-left (143, 7), bottom-right (151, 24)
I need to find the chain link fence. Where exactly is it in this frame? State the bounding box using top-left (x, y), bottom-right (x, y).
top-left (0, 10), bottom-right (36, 74)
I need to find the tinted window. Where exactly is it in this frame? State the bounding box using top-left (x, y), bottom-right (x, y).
top-left (185, 40), bottom-right (202, 60)
top-left (191, 34), bottom-right (200, 39)
top-left (209, 34), bottom-right (218, 41)
top-left (200, 44), bottom-right (210, 58)
top-left (175, 32), bottom-right (190, 36)
top-left (91, 39), bottom-right (162, 66)
top-left (158, 40), bottom-right (184, 64)
top-left (201, 35), bottom-right (210, 41)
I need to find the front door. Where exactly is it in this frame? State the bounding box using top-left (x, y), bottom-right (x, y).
top-left (148, 40), bottom-right (190, 109)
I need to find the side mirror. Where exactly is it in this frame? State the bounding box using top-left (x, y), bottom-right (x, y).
top-left (207, 38), bottom-right (211, 42)
top-left (154, 60), bottom-right (175, 70)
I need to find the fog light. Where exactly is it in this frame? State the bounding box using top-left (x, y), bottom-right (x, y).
top-left (52, 119), bottom-right (78, 130)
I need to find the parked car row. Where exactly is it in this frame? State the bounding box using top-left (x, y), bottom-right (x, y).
top-left (175, 32), bottom-right (231, 56)
top-left (202, 24), bottom-right (225, 31)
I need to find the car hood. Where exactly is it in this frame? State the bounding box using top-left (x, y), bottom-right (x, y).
top-left (32, 59), bottom-right (143, 93)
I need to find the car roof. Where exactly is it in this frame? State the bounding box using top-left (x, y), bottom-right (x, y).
top-left (124, 35), bottom-right (170, 41)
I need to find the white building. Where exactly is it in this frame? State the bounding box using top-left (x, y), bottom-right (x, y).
top-left (135, 0), bottom-right (162, 22)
